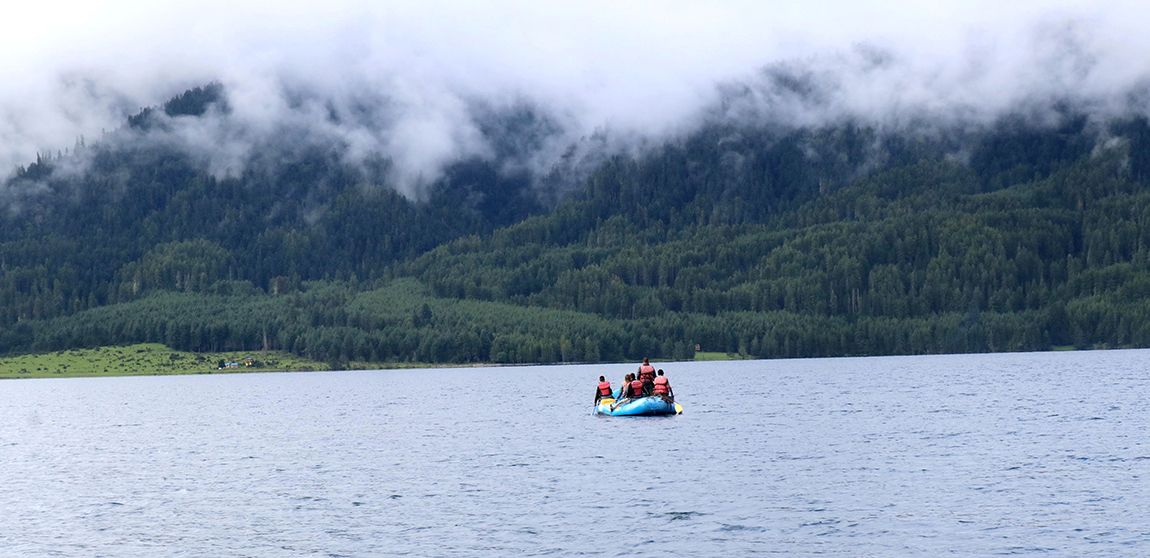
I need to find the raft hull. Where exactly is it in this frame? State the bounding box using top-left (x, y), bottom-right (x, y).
top-left (595, 396), bottom-right (681, 416)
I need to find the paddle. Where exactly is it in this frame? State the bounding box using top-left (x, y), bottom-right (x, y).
top-left (594, 398), bottom-right (615, 415)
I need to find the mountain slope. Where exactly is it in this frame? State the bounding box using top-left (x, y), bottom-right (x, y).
top-left (3, 86), bottom-right (1150, 363)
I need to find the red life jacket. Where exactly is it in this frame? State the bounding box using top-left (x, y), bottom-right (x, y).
top-left (598, 381), bottom-right (612, 396)
top-left (639, 364), bottom-right (655, 382)
top-left (653, 376), bottom-right (669, 394)
top-left (630, 380), bottom-right (644, 396)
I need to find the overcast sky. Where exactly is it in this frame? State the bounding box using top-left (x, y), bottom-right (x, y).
top-left (2, 0), bottom-right (1148, 186)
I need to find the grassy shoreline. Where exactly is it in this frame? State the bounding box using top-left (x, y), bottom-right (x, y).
top-left (0, 343), bottom-right (756, 380)
top-left (0, 343), bottom-right (1098, 380)
top-left (0, 343), bottom-right (439, 380)
top-left (692, 351), bottom-right (753, 361)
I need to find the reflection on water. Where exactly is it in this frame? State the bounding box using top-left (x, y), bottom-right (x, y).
top-left (2, 350), bottom-right (1149, 556)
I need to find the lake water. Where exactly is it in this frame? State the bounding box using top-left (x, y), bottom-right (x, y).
top-left (2, 350), bottom-right (1149, 556)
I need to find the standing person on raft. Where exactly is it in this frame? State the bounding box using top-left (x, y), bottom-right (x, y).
top-left (637, 357), bottom-right (656, 396)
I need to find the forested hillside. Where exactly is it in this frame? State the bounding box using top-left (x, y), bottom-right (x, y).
top-left (0, 85), bottom-right (546, 325)
top-left (3, 85), bottom-right (1150, 365)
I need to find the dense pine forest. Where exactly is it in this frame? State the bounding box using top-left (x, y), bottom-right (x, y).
top-left (3, 84), bottom-right (1150, 366)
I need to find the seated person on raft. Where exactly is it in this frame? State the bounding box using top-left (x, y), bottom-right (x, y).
top-left (618, 373), bottom-right (636, 399)
top-left (652, 369), bottom-right (673, 402)
top-left (627, 375), bottom-right (644, 401)
top-left (609, 373), bottom-right (643, 410)
top-left (595, 376), bottom-right (613, 403)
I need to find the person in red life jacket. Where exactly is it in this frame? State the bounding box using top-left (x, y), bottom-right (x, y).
top-left (652, 369), bottom-right (673, 402)
top-left (594, 375), bottom-right (612, 403)
top-left (619, 373), bottom-right (636, 399)
top-left (611, 373), bottom-right (648, 410)
top-left (637, 357), bottom-right (656, 395)
top-left (629, 376), bottom-right (646, 400)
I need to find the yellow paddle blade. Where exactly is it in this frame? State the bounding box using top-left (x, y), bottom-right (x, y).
top-left (674, 403), bottom-right (683, 414)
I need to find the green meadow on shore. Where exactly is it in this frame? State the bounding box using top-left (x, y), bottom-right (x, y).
top-left (0, 343), bottom-right (432, 380)
top-left (0, 342), bottom-right (754, 380)
top-left (693, 351), bottom-right (753, 361)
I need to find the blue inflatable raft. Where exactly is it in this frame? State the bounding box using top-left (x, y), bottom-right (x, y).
top-left (595, 389), bottom-right (682, 416)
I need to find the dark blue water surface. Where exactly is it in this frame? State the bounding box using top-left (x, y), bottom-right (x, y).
top-left (2, 350), bottom-right (1149, 556)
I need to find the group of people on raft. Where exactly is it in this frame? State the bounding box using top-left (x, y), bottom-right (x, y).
top-left (594, 357), bottom-right (675, 404)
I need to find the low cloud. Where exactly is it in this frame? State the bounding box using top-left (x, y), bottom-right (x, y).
top-left (2, 0), bottom-right (1149, 196)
